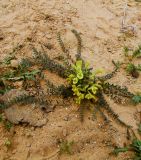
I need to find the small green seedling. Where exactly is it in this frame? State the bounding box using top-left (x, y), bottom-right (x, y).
top-left (113, 147), bottom-right (129, 156)
top-left (137, 64), bottom-right (141, 71)
top-left (124, 45), bottom-right (141, 60)
top-left (113, 123), bottom-right (141, 158)
top-left (132, 93), bottom-right (141, 105)
top-left (5, 139), bottom-right (12, 148)
top-left (1, 69), bottom-right (40, 81)
top-left (59, 140), bottom-right (74, 155)
top-left (126, 63), bottom-right (139, 78)
top-left (132, 45), bottom-right (141, 58)
top-left (3, 55), bottom-right (15, 65)
top-left (18, 58), bottom-right (32, 71)
top-left (0, 80), bottom-right (14, 95)
top-left (113, 139), bottom-right (141, 159)
top-left (0, 114), bottom-right (13, 131)
top-left (4, 121), bottom-right (13, 131)
top-left (123, 45), bottom-right (141, 78)
top-left (124, 46), bottom-right (130, 57)
top-left (112, 60), bottom-right (122, 70)
top-left (20, 70), bottom-right (41, 81)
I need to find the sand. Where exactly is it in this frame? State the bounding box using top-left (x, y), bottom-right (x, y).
top-left (0, 0), bottom-right (141, 159)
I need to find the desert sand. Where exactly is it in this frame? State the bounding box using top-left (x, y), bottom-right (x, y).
top-left (0, 0), bottom-right (141, 159)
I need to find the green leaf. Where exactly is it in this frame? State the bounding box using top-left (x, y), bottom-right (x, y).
top-left (112, 139), bottom-right (141, 159)
top-left (5, 139), bottom-right (12, 147)
top-left (73, 77), bottom-right (79, 84)
top-left (77, 71), bottom-right (83, 79)
top-left (76, 60), bottom-right (82, 69)
top-left (137, 64), bottom-right (141, 71)
top-left (72, 85), bottom-right (79, 95)
top-left (85, 62), bottom-right (90, 69)
top-left (112, 60), bottom-right (122, 69)
top-left (93, 69), bottom-right (103, 75)
top-left (124, 46), bottom-right (129, 54)
top-left (85, 92), bottom-right (97, 100)
top-left (0, 114), bottom-right (3, 122)
top-left (126, 63), bottom-right (136, 74)
top-left (4, 121), bottom-right (13, 131)
top-left (72, 60), bottom-right (82, 71)
top-left (132, 94), bottom-right (141, 105)
top-left (67, 74), bottom-right (75, 83)
top-left (132, 45), bottom-right (141, 58)
top-left (79, 85), bottom-right (89, 92)
top-left (112, 147), bottom-right (129, 156)
top-left (88, 85), bottom-right (98, 94)
top-left (59, 140), bottom-right (74, 155)
top-left (138, 124), bottom-right (141, 134)
top-left (75, 92), bottom-right (84, 104)
top-left (19, 58), bottom-right (32, 70)
top-left (132, 139), bottom-right (141, 150)
top-left (21, 70), bottom-right (40, 80)
top-left (3, 55), bottom-right (15, 65)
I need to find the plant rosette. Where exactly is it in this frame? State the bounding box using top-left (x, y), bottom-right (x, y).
top-left (67, 60), bottom-right (103, 104)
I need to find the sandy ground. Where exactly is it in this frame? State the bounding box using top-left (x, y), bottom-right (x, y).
top-left (0, 0), bottom-right (141, 159)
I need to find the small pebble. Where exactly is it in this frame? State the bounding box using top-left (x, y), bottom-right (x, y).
top-left (62, 128), bottom-right (67, 137)
top-left (26, 142), bottom-right (31, 147)
top-left (31, 127), bottom-right (35, 131)
top-left (12, 149), bottom-right (17, 154)
top-left (11, 60), bottom-right (19, 68)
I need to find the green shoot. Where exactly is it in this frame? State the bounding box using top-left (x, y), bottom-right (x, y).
top-left (132, 93), bottom-right (141, 105)
top-left (113, 139), bottom-right (141, 159)
top-left (124, 45), bottom-right (141, 59)
top-left (0, 115), bottom-right (13, 131)
top-left (1, 69), bottom-right (40, 81)
top-left (132, 45), bottom-right (141, 58)
top-left (122, 45), bottom-right (141, 78)
top-left (137, 64), bottom-right (141, 71)
top-left (4, 121), bottom-right (13, 131)
top-left (59, 140), bottom-right (74, 155)
top-left (126, 63), bottom-right (136, 73)
top-left (5, 138), bottom-right (12, 148)
top-left (124, 46), bottom-right (130, 57)
top-left (126, 63), bottom-right (139, 78)
top-left (112, 60), bottom-right (122, 70)
top-left (112, 147), bottom-right (129, 156)
top-left (3, 55), bottom-right (15, 65)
